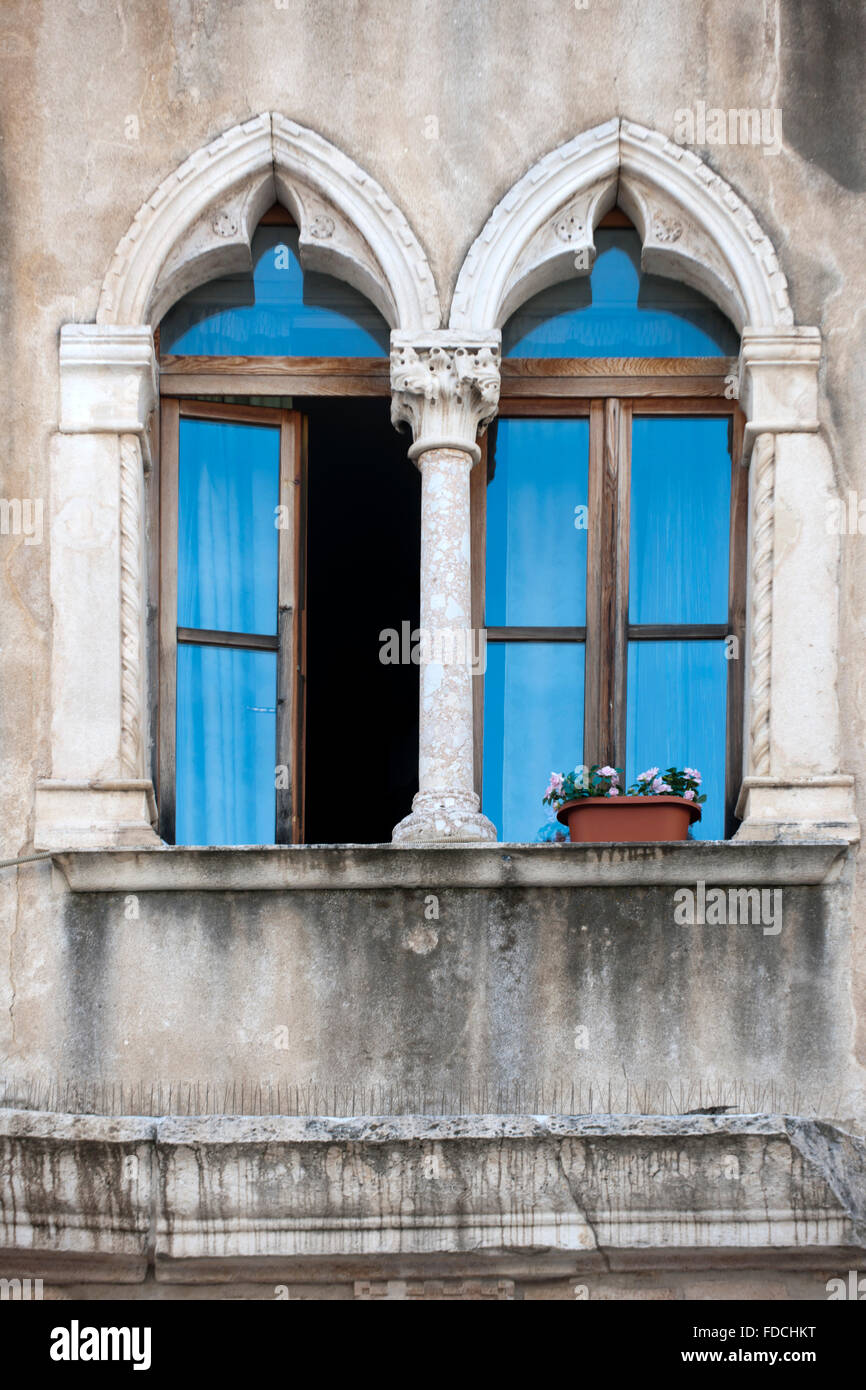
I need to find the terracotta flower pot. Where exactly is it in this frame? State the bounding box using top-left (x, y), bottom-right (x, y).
top-left (555, 795), bottom-right (701, 843)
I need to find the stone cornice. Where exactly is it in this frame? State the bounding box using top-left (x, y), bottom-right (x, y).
top-left (738, 327), bottom-right (823, 447)
top-left (51, 840), bottom-right (848, 892)
top-left (0, 1109), bottom-right (863, 1279)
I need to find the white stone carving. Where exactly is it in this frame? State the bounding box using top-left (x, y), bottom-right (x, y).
top-left (747, 432), bottom-right (775, 777)
top-left (392, 443), bottom-right (496, 845)
top-left (212, 211), bottom-right (239, 238)
top-left (60, 324), bottom-right (157, 433)
top-left (450, 118), bottom-right (793, 333)
top-left (619, 121), bottom-right (793, 332)
top-left (390, 334), bottom-right (500, 843)
top-left (35, 327), bottom-right (160, 850)
top-left (450, 119), bottom-right (619, 331)
top-left (119, 434), bottom-right (145, 779)
top-left (390, 331), bottom-right (501, 462)
top-left (733, 331), bottom-right (857, 842)
top-left (97, 113), bottom-right (440, 332)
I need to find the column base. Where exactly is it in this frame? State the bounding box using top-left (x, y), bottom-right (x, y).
top-left (392, 791), bottom-right (497, 845)
top-left (734, 776), bottom-right (859, 843)
top-left (34, 780), bottom-right (163, 850)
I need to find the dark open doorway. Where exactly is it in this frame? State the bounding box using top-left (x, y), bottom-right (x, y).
top-left (303, 398), bottom-right (420, 843)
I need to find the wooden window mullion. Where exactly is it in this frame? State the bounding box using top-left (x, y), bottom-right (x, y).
top-left (585, 398), bottom-right (630, 769)
top-left (612, 398), bottom-right (632, 772)
top-left (157, 397), bottom-right (179, 844)
top-left (276, 409), bottom-right (305, 844)
top-left (725, 406), bottom-right (747, 837)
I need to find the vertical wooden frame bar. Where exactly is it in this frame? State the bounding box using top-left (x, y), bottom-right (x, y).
top-left (612, 399), bottom-right (632, 771)
top-left (157, 398), bottom-right (179, 843)
top-left (276, 409), bottom-right (305, 844)
top-left (146, 406), bottom-right (161, 793)
top-left (295, 415), bottom-right (309, 843)
top-left (585, 399), bottom-right (630, 769)
top-left (725, 405), bottom-right (747, 837)
top-left (470, 430), bottom-right (489, 802)
top-left (583, 400), bottom-right (605, 762)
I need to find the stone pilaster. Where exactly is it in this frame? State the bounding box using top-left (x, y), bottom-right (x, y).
top-left (390, 333), bottom-right (500, 843)
top-left (734, 328), bottom-right (858, 842)
top-left (34, 325), bottom-right (161, 849)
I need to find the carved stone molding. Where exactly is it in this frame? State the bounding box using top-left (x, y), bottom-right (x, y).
top-left (619, 121), bottom-right (793, 333)
top-left (59, 324), bottom-right (157, 434)
top-left (450, 119), bottom-right (619, 331)
top-left (97, 113), bottom-right (440, 332)
top-left (119, 435), bottom-right (145, 779)
top-left (390, 332), bottom-right (501, 463)
top-left (450, 118), bottom-right (793, 334)
top-left (747, 432), bottom-right (775, 777)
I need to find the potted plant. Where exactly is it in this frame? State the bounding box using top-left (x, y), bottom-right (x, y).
top-left (543, 764), bottom-right (705, 843)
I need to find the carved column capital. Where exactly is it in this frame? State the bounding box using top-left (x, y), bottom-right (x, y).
top-left (390, 331), bottom-right (501, 465)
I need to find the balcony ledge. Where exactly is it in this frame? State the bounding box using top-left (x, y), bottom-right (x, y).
top-left (51, 838), bottom-right (850, 892)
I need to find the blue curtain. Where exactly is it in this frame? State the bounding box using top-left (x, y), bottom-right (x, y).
top-left (175, 418), bottom-right (281, 845)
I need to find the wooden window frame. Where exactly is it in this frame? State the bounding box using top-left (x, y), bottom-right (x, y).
top-left (157, 351), bottom-right (745, 838)
top-left (482, 359), bottom-right (746, 837)
top-left (158, 398), bottom-right (307, 845)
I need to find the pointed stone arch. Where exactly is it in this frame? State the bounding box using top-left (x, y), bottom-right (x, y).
top-left (449, 118), bottom-right (793, 334)
top-left (96, 113), bottom-right (441, 331)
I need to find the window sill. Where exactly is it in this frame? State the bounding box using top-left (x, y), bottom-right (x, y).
top-left (51, 839), bottom-right (849, 892)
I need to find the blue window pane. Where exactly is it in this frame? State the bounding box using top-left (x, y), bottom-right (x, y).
top-left (176, 645), bottom-right (277, 845)
top-left (178, 418), bottom-right (280, 635)
top-left (486, 418), bottom-right (589, 626)
top-left (629, 416), bottom-right (731, 625)
top-left (160, 226), bottom-right (389, 356)
top-left (483, 642), bottom-right (585, 841)
top-left (626, 641), bottom-right (727, 839)
top-left (503, 229), bottom-right (739, 358)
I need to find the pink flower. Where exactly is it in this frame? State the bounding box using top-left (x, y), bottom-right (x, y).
top-left (652, 777), bottom-right (672, 793)
top-left (637, 767), bottom-right (659, 783)
top-left (550, 772), bottom-right (563, 790)
top-left (683, 767), bottom-right (702, 783)
top-left (607, 786), bottom-right (620, 796)
top-left (683, 788), bottom-right (695, 801)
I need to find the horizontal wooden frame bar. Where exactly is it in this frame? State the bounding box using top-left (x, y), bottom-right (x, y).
top-left (497, 400), bottom-right (592, 417)
top-left (627, 624), bottom-right (729, 641)
top-left (177, 399), bottom-right (286, 425)
top-left (177, 626), bottom-right (279, 651)
top-left (161, 356), bottom-right (391, 399)
top-left (500, 357), bottom-right (735, 401)
top-left (503, 357), bottom-right (736, 377)
top-left (163, 356), bottom-right (389, 377)
top-left (630, 397), bottom-right (737, 416)
top-left (486, 626), bottom-right (586, 642)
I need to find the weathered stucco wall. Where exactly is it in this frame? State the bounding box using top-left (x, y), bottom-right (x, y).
top-left (1, 1), bottom-right (866, 1123)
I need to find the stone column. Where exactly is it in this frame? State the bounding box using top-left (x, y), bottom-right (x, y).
top-left (34, 325), bottom-right (161, 849)
top-left (734, 327), bottom-right (858, 842)
top-left (390, 332), bottom-right (501, 843)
